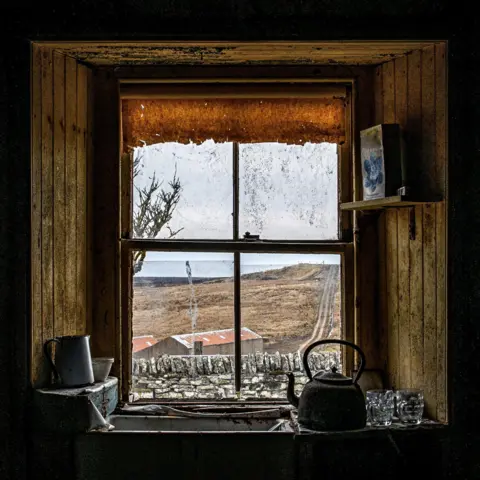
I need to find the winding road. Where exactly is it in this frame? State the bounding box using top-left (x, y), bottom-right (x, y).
top-left (298, 267), bottom-right (338, 355)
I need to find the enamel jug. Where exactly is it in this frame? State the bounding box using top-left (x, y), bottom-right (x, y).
top-left (286, 339), bottom-right (367, 431)
top-left (44, 335), bottom-right (95, 387)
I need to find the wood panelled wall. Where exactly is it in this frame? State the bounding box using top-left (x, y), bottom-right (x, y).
top-left (374, 44), bottom-right (447, 421)
top-left (31, 45), bottom-right (92, 387)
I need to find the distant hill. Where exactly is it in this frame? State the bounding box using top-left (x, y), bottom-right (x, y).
top-left (239, 263), bottom-right (339, 282)
top-left (132, 262), bottom-right (342, 353)
top-left (134, 263), bottom-right (339, 288)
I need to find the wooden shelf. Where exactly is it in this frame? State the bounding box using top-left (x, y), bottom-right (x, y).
top-left (340, 196), bottom-right (440, 211)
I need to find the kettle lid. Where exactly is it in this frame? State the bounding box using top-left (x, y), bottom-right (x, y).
top-left (314, 366), bottom-right (354, 386)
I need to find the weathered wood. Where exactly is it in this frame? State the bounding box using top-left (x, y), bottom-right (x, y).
top-left (421, 46), bottom-right (437, 198)
top-left (382, 61), bottom-right (395, 124)
top-left (409, 206), bottom-right (424, 392)
top-left (36, 41), bottom-right (442, 67)
top-left (423, 204), bottom-right (437, 418)
top-left (385, 209), bottom-right (399, 389)
top-left (377, 213), bottom-right (388, 373)
top-left (397, 208), bottom-right (411, 388)
top-left (77, 65), bottom-right (88, 336)
top-left (91, 69), bottom-right (121, 375)
top-left (357, 214), bottom-right (380, 369)
top-left (394, 56), bottom-right (408, 127)
top-left (436, 202), bottom-right (447, 422)
top-left (340, 196), bottom-right (436, 211)
top-left (343, 244), bottom-right (355, 375)
top-left (435, 44), bottom-right (446, 198)
top-left (374, 66), bottom-right (383, 125)
top-left (435, 43), bottom-right (447, 422)
top-left (86, 67), bottom-right (94, 337)
top-left (53, 51), bottom-right (66, 338)
top-left (65, 56), bottom-right (77, 336)
top-left (41, 47), bottom-right (54, 385)
top-left (406, 49), bottom-right (423, 209)
top-left (31, 44), bottom-right (43, 386)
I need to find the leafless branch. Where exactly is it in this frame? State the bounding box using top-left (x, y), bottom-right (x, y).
top-left (132, 152), bottom-right (183, 274)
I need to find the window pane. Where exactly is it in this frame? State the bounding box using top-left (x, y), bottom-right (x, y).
top-left (239, 253), bottom-right (342, 400)
top-left (132, 141), bottom-right (233, 240)
top-left (239, 142), bottom-right (338, 240)
top-left (131, 251), bottom-right (235, 401)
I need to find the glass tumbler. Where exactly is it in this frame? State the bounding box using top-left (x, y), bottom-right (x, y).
top-left (366, 389), bottom-right (395, 426)
top-left (395, 389), bottom-right (424, 425)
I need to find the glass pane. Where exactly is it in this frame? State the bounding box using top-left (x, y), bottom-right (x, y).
top-left (131, 251), bottom-right (235, 401)
top-left (239, 142), bottom-right (338, 240)
top-left (132, 141), bottom-right (233, 240)
top-left (239, 253), bottom-right (342, 400)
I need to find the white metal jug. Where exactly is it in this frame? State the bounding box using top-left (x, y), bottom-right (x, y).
top-left (44, 335), bottom-right (95, 387)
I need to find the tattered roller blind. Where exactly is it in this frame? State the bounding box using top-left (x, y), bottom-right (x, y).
top-left (121, 83), bottom-right (347, 148)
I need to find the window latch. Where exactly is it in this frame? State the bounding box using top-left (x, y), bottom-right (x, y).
top-left (243, 232), bottom-right (260, 242)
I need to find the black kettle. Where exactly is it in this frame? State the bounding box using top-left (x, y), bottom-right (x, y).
top-left (286, 339), bottom-right (367, 431)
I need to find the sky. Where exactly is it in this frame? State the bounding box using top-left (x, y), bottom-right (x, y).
top-left (133, 140), bottom-right (339, 277)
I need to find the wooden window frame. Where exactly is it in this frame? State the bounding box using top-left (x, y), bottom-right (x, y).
top-left (119, 79), bottom-right (355, 402)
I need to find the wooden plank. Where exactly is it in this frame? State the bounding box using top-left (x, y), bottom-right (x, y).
top-left (383, 60), bottom-right (399, 384)
top-left (397, 208), bottom-right (411, 388)
top-left (385, 209), bottom-right (399, 389)
top-left (436, 202), bottom-right (447, 422)
top-left (394, 56), bottom-right (410, 389)
top-left (343, 244), bottom-right (355, 376)
top-left (421, 45), bottom-right (438, 419)
top-left (53, 51), bottom-right (66, 338)
top-left (86, 68), bottom-right (94, 337)
top-left (377, 212), bottom-right (388, 374)
top-left (340, 196), bottom-right (435, 211)
top-left (120, 82), bottom-right (347, 99)
top-left (374, 66), bottom-right (383, 124)
top-left (435, 41), bottom-right (448, 423)
top-left (421, 46), bottom-right (437, 198)
top-left (41, 47), bottom-right (54, 386)
top-left (394, 56), bottom-right (408, 128)
top-left (423, 204), bottom-right (437, 418)
top-left (91, 69), bottom-right (120, 374)
top-left (435, 43), bottom-right (447, 197)
top-left (357, 214), bottom-right (379, 369)
top-left (65, 56), bottom-right (77, 337)
top-left (409, 206), bottom-right (424, 392)
top-left (31, 44), bottom-right (43, 386)
top-left (407, 49), bottom-right (423, 203)
top-left (382, 61), bottom-right (395, 124)
top-left (77, 65), bottom-right (88, 335)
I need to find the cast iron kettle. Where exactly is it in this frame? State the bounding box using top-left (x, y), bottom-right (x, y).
top-left (44, 335), bottom-right (95, 387)
top-left (286, 339), bottom-right (367, 431)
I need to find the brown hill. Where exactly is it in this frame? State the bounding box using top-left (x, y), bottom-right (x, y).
top-left (132, 263), bottom-right (341, 353)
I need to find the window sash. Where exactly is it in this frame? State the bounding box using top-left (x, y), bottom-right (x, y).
top-left (120, 82), bottom-right (353, 402)
top-left (122, 241), bottom-right (348, 399)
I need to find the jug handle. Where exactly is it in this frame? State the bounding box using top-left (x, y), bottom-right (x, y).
top-left (43, 338), bottom-right (60, 381)
top-left (302, 339), bottom-right (366, 384)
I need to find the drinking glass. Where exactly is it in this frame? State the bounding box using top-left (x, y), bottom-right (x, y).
top-left (395, 389), bottom-right (424, 425)
top-left (366, 389), bottom-right (395, 426)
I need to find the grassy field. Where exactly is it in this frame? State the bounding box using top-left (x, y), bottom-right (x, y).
top-left (132, 264), bottom-right (341, 353)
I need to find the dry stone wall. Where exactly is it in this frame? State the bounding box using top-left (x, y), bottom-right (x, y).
top-left (132, 351), bottom-right (341, 400)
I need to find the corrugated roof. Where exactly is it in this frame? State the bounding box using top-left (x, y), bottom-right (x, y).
top-left (172, 327), bottom-right (261, 348)
top-left (132, 335), bottom-right (159, 353)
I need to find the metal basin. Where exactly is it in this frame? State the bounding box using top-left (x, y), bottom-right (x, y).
top-left (107, 415), bottom-right (287, 432)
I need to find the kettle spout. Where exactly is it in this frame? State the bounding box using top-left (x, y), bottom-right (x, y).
top-left (285, 372), bottom-right (299, 408)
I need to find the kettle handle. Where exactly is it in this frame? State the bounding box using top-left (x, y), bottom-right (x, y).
top-left (43, 337), bottom-right (60, 381)
top-left (302, 339), bottom-right (366, 384)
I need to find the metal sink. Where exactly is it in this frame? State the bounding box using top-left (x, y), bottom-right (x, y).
top-left (107, 414), bottom-right (290, 432)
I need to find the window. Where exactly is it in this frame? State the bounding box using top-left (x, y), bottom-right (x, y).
top-left (120, 82), bottom-right (353, 402)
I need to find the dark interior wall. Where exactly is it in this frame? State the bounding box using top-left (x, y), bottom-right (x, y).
top-left (3, 1), bottom-right (479, 479)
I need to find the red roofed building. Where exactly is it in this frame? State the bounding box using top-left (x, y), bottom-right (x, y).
top-left (133, 327), bottom-right (263, 359)
top-left (132, 335), bottom-right (159, 354)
